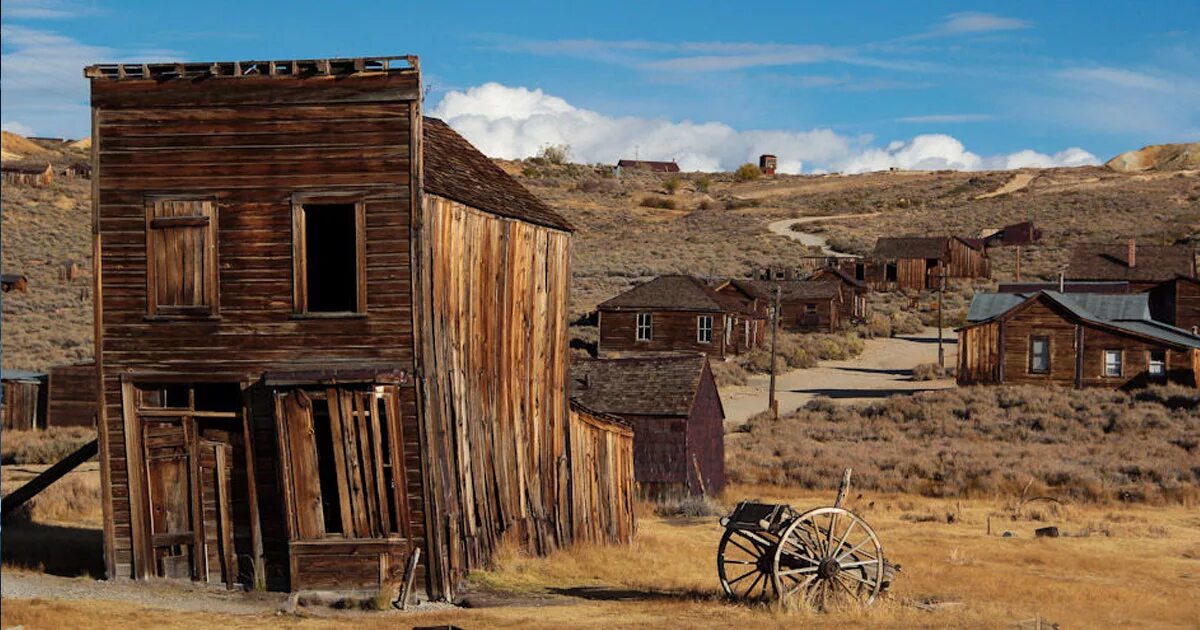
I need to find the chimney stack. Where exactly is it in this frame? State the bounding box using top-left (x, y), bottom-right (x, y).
top-left (1128, 238), bottom-right (1136, 268)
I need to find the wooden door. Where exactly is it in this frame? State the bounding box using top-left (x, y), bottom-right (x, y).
top-left (143, 418), bottom-right (195, 579)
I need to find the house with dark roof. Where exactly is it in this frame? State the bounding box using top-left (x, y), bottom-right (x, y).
top-left (957, 291), bottom-right (1200, 389)
top-left (867, 236), bottom-right (990, 291)
top-left (616, 159), bottom-right (680, 173)
top-left (83, 55), bottom-right (629, 601)
top-left (1, 161), bottom-right (53, 186)
top-left (1147, 275), bottom-right (1200, 334)
top-left (741, 279), bottom-right (845, 333)
top-left (571, 354), bottom-right (724, 497)
top-left (598, 275), bottom-right (759, 358)
top-left (1065, 239), bottom-right (1196, 291)
top-left (980, 221), bottom-right (1042, 247)
top-left (808, 266), bottom-right (869, 321)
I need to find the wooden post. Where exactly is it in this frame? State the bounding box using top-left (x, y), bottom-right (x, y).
top-left (834, 467), bottom-right (852, 508)
top-left (937, 271), bottom-right (946, 369)
top-left (768, 284), bottom-right (781, 419)
top-left (1014, 246), bottom-right (1022, 282)
top-left (396, 547), bottom-right (422, 610)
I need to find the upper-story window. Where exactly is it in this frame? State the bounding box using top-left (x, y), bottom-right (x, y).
top-left (635, 312), bottom-right (652, 341)
top-left (145, 197), bottom-right (218, 318)
top-left (293, 197), bottom-right (366, 315)
top-left (697, 315), bottom-right (713, 343)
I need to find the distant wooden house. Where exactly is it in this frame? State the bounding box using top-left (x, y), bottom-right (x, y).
top-left (616, 159), bottom-right (680, 173)
top-left (85, 55), bottom-right (631, 601)
top-left (1, 161), bottom-right (53, 186)
top-left (866, 236), bottom-right (989, 291)
top-left (1148, 275), bottom-right (1200, 333)
top-left (2, 273), bottom-right (29, 293)
top-left (598, 275), bottom-right (756, 358)
top-left (710, 279), bottom-right (769, 352)
top-left (2, 370), bottom-right (48, 430)
top-left (1065, 240), bottom-right (1196, 291)
top-left (958, 291), bottom-right (1200, 389)
top-left (62, 160), bottom-right (93, 179)
top-left (571, 354), bottom-right (724, 498)
top-left (808, 266), bottom-right (869, 321)
top-left (980, 221), bottom-right (1042, 247)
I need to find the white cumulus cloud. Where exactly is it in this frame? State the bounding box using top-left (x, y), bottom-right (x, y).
top-left (430, 83), bottom-right (1098, 174)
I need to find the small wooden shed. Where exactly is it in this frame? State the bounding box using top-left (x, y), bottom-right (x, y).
top-left (2, 369), bottom-right (48, 430)
top-left (571, 354), bottom-right (724, 498)
top-left (808, 266), bottom-right (869, 322)
top-left (744, 279), bottom-right (843, 333)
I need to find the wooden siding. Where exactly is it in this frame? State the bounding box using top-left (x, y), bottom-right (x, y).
top-left (92, 76), bottom-right (423, 583)
top-left (47, 363), bottom-right (99, 428)
top-left (685, 363), bottom-right (726, 496)
top-left (567, 403), bottom-right (635, 545)
top-left (956, 322), bottom-right (1001, 385)
top-left (2, 379), bottom-right (46, 430)
top-left (415, 194), bottom-right (574, 598)
top-left (778, 298), bottom-right (839, 333)
top-left (999, 301), bottom-right (1080, 387)
top-left (946, 239), bottom-right (989, 279)
top-left (598, 309), bottom-right (727, 357)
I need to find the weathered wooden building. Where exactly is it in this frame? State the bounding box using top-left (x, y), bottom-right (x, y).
top-left (597, 275), bottom-right (756, 358)
top-left (1148, 275), bottom-right (1200, 333)
top-left (745, 279), bottom-right (843, 333)
top-left (980, 221), bottom-right (1042, 247)
top-left (808, 266), bottom-right (869, 321)
top-left (2, 369), bottom-right (48, 430)
top-left (957, 291), bottom-right (1200, 389)
top-left (710, 279), bottom-right (769, 352)
top-left (85, 56), bottom-right (631, 601)
top-left (1065, 240), bottom-right (1196, 292)
top-left (47, 362), bottom-right (99, 428)
top-left (615, 159), bottom-right (680, 173)
top-left (571, 354), bottom-right (724, 498)
top-left (1, 161), bottom-right (54, 186)
top-left (866, 236), bottom-right (990, 291)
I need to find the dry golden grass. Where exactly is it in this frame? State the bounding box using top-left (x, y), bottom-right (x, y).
top-left (5, 487), bottom-right (1198, 628)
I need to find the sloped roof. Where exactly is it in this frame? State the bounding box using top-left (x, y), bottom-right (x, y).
top-left (424, 117), bottom-right (572, 232)
top-left (1, 160), bottom-right (51, 174)
top-left (871, 236), bottom-right (948, 259)
top-left (597, 275), bottom-right (726, 311)
top-left (744, 279), bottom-right (840, 301)
top-left (997, 281), bottom-right (1130, 294)
top-left (1065, 242), bottom-right (1195, 283)
top-left (617, 159), bottom-right (680, 173)
top-left (570, 354), bottom-right (711, 416)
top-left (808, 266), bottom-right (866, 290)
top-left (965, 291), bottom-right (1200, 349)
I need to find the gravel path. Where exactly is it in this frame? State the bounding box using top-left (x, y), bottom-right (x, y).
top-left (1, 571), bottom-right (287, 615)
top-left (720, 327), bottom-right (957, 427)
top-left (766, 213), bottom-right (879, 257)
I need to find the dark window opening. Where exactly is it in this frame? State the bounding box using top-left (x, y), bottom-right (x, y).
top-left (140, 384), bottom-right (191, 408)
top-left (855, 263), bottom-right (865, 281)
top-left (310, 403), bottom-right (344, 535)
top-left (303, 203), bottom-right (358, 313)
top-left (926, 258), bottom-right (940, 270)
top-left (193, 383), bottom-right (242, 413)
top-left (885, 263), bottom-right (897, 282)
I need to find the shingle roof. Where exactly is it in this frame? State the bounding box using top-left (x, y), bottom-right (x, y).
top-left (871, 236), bottom-right (949, 259)
top-left (965, 291), bottom-right (1200, 349)
top-left (597, 275), bottom-right (727, 311)
top-left (1065, 242), bottom-right (1195, 283)
top-left (570, 354), bottom-right (710, 416)
top-left (808, 266), bottom-right (866, 290)
top-left (424, 117), bottom-right (572, 232)
top-left (745, 279), bottom-right (840, 301)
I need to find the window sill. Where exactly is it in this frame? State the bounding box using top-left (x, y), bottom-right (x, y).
top-left (290, 312), bottom-right (367, 320)
top-left (144, 314), bottom-right (221, 322)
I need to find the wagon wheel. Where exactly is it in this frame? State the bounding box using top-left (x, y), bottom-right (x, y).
top-left (717, 526), bottom-right (778, 601)
top-left (771, 506), bottom-right (884, 610)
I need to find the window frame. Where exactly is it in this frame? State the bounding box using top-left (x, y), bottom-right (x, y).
top-left (1148, 350), bottom-right (1166, 378)
top-left (635, 312), bottom-right (652, 341)
top-left (144, 195), bottom-right (219, 319)
top-left (697, 314), bottom-right (714, 344)
top-left (1103, 349), bottom-right (1123, 378)
top-left (1028, 336), bottom-right (1050, 374)
top-left (291, 193), bottom-right (368, 317)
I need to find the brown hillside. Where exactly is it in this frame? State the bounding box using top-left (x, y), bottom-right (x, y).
top-left (1, 131), bottom-right (49, 159)
top-left (1106, 142), bottom-right (1200, 172)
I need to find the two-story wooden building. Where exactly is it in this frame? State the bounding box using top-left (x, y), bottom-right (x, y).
top-left (957, 291), bottom-right (1200, 389)
top-left (571, 354), bottom-right (724, 498)
top-left (85, 56), bottom-right (631, 602)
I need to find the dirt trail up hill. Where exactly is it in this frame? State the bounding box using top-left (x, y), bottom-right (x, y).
top-left (1106, 142), bottom-right (1200, 172)
top-left (767, 212), bottom-right (880, 257)
top-left (975, 172), bottom-right (1036, 199)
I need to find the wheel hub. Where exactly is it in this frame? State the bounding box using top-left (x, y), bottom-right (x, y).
top-left (817, 557), bottom-right (841, 579)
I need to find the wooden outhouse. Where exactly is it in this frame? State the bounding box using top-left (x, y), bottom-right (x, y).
top-left (85, 56), bottom-right (631, 601)
top-left (571, 354), bottom-right (724, 498)
top-left (957, 291), bottom-right (1200, 389)
top-left (2, 369), bottom-right (48, 430)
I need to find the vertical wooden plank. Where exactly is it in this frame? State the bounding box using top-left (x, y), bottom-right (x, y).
top-left (369, 391), bottom-right (392, 535)
top-left (324, 388), bottom-right (354, 536)
top-left (355, 391), bottom-right (380, 536)
top-left (355, 200), bottom-right (368, 313)
top-left (291, 200), bottom-right (307, 314)
top-left (185, 416), bottom-right (205, 581)
top-left (383, 386), bottom-right (411, 539)
top-left (239, 387), bottom-right (265, 589)
top-left (121, 379), bottom-right (153, 579)
top-left (338, 390), bottom-right (369, 537)
top-left (214, 444), bottom-right (236, 589)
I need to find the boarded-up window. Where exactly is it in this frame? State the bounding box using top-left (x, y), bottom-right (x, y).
top-left (145, 198), bottom-right (218, 317)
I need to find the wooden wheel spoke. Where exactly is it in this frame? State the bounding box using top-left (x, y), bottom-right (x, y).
top-left (777, 565), bottom-right (819, 577)
top-left (778, 547), bottom-right (821, 566)
top-left (832, 575), bottom-right (858, 600)
top-left (835, 537), bottom-right (877, 563)
top-left (722, 558), bottom-right (755, 565)
top-left (743, 572), bottom-right (764, 598)
top-left (785, 574), bottom-right (817, 598)
top-left (727, 568), bottom-right (757, 585)
top-left (832, 520), bottom-right (857, 558)
top-left (726, 536), bottom-right (760, 558)
top-left (839, 558), bottom-right (879, 570)
top-left (826, 512), bottom-right (839, 556)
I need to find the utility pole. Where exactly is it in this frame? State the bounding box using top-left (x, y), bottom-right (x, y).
top-left (937, 270), bottom-right (946, 369)
top-left (768, 284), bottom-right (781, 419)
top-left (1014, 246), bottom-right (1022, 282)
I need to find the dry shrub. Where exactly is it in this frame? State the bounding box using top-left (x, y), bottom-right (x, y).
top-left (652, 494), bottom-right (724, 518)
top-left (728, 384), bottom-right (1200, 504)
top-left (639, 195), bottom-right (677, 210)
top-left (710, 360), bottom-right (749, 386)
top-left (5, 474), bottom-right (102, 524)
top-left (735, 332), bottom-right (865, 374)
top-left (889, 311), bottom-right (924, 335)
top-left (734, 163), bottom-right (762, 182)
top-left (863, 313), bottom-right (892, 338)
top-left (575, 177), bottom-right (621, 195)
top-left (912, 362), bottom-right (945, 381)
top-left (663, 176), bottom-right (682, 194)
top-left (696, 198), bottom-right (718, 211)
top-left (694, 174), bottom-right (713, 193)
top-left (1, 427), bottom-right (95, 465)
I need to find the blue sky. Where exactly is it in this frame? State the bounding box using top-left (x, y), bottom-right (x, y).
top-left (3, 0), bottom-right (1198, 172)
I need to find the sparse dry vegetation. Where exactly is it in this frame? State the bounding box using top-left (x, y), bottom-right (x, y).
top-left (1, 428), bottom-right (95, 465)
top-left (729, 384), bottom-right (1200, 504)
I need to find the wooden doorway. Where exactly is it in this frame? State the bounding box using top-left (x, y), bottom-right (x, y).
top-left (125, 381), bottom-right (260, 587)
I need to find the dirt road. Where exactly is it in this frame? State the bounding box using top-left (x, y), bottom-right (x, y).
top-left (720, 327), bottom-right (957, 426)
top-left (766, 212), bottom-right (879, 257)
